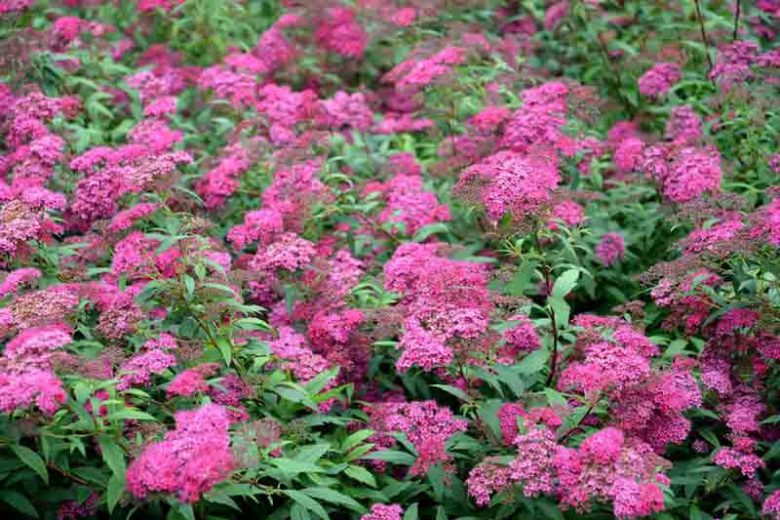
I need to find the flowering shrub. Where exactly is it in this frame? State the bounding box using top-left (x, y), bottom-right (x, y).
top-left (0, 1), bottom-right (778, 519)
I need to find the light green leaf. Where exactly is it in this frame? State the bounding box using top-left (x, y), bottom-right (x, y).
top-left (344, 465), bottom-right (377, 487)
top-left (97, 437), bottom-right (126, 478)
top-left (551, 269), bottom-right (580, 299)
top-left (107, 473), bottom-right (125, 513)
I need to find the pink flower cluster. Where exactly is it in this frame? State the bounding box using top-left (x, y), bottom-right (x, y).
top-left (467, 425), bottom-right (669, 518)
top-left (384, 243), bottom-right (494, 371)
top-left (126, 403), bottom-right (235, 502)
top-left (367, 400), bottom-right (467, 475)
top-left (638, 62), bottom-right (681, 98)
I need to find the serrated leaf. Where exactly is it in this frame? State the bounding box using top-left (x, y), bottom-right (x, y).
top-left (516, 348), bottom-right (549, 374)
top-left (342, 429), bottom-right (374, 452)
top-left (10, 445), bottom-right (48, 485)
top-left (97, 437), bottom-right (126, 477)
top-left (431, 384), bottom-right (469, 401)
top-left (107, 473), bottom-right (124, 513)
top-left (551, 269), bottom-right (580, 299)
top-left (0, 490), bottom-right (38, 518)
top-left (344, 465), bottom-right (377, 487)
top-left (284, 490), bottom-right (329, 520)
top-left (362, 450), bottom-right (416, 466)
top-left (301, 487), bottom-right (365, 513)
top-left (268, 459), bottom-right (326, 476)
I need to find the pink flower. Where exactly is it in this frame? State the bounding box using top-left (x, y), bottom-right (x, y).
top-left (763, 489), bottom-right (780, 519)
top-left (611, 478), bottom-right (665, 519)
top-left (4, 323), bottom-right (72, 363)
top-left (596, 232), bottom-right (625, 266)
top-left (500, 315), bottom-right (542, 362)
top-left (0, 367), bottom-right (67, 415)
top-left (0, 267), bottom-right (41, 298)
top-left (456, 151), bottom-right (560, 222)
top-left (318, 91), bottom-right (374, 131)
top-left (638, 62), bottom-right (681, 98)
top-left (167, 364), bottom-right (219, 397)
top-left (315, 7), bottom-right (368, 58)
top-left (545, 1), bottom-right (570, 30)
top-left (126, 404), bottom-right (235, 502)
top-left (613, 137), bottom-right (645, 174)
top-left (581, 427), bottom-right (624, 463)
top-left (390, 7), bottom-right (416, 27)
top-left (713, 446), bottom-right (765, 478)
top-left (361, 504), bottom-right (403, 520)
top-left (107, 203), bottom-right (160, 233)
top-left (549, 200), bottom-right (585, 229)
top-left (396, 318), bottom-right (453, 372)
top-left (227, 208), bottom-right (284, 250)
top-left (370, 400), bottom-right (467, 475)
top-left (467, 461), bottom-right (514, 506)
top-left (508, 427), bottom-right (558, 497)
top-left (665, 105), bottom-right (702, 144)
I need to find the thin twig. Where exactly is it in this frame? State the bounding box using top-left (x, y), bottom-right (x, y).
top-left (557, 399), bottom-right (600, 443)
top-left (47, 463), bottom-right (90, 486)
top-left (532, 231), bottom-right (560, 388)
top-left (732, 0), bottom-right (742, 42)
top-left (694, 0), bottom-right (714, 74)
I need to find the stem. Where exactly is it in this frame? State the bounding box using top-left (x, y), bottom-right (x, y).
top-left (532, 231), bottom-right (560, 388)
top-left (557, 399), bottom-right (599, 443)
top-left (693, 0), bottom-right (714, 74)
top-left (544, 305), bottom-right (559, 387)
top-left (47, 463), bottom-right (90, 486)
top-left (732, 0), bottom-right (741, 41)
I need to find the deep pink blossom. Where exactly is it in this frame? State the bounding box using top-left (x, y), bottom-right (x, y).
top-left (596, 232), bottom-right (625, 266)
top-left (638, 62), bottom-right (681, 98)
top-left (126, 404), bottom-right (235, 502)
top-left (361, 504), bottom-right (403, 520)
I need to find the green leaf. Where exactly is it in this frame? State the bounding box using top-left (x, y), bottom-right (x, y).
top-left (504, 259), bottom-right (538, 297)
top-left (215, 336), bottom-right (233, 366)
top-left (294, 444), bottom-right (330, 464)
top-left (97, 437), bottom-right (126, 477)
top-left (283, 490), bottom-right (329, 520)
top-left (412, 223), bottom-right (450, 242)
top-left (403, 503), bottom-right (419, 520)
top-left (107, 473), bottom-right (125, 513)
top-left (305, 367), bottom-right (340, 395)
top-left (431, 384), bottom-right (469, 401)
top-left (183, 275), bottom-right (195, 299)
top-left (291, 503), bottom-right (311, 520)
top-left (301, 487), bottom-right (365, 513)
top-left (342, 429), bottom-right (374, 452)
top-left (549, 296), bottom-right (571, 328)
top-left (106, 409), bottom-right (158, 422)
top-left (10, 445), bottom-right (48, 484)
top-left (268, 459), bottom-right (326, 476)
top-left (362, 450), bottom-right (416, 466)
top-left (516, 348), bottom-right (549, 374)
top-left (0, 491), bottom-right (38, 518)
top-left (551, 269), bottom-right (580, 299)
top-left (203, 493), bottom-right (241, 511)
top-left (344, 465), bottom-right (377, 487)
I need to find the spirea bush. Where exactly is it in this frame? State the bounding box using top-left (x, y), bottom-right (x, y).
top-left (0, 0), bottom-right (778, 519)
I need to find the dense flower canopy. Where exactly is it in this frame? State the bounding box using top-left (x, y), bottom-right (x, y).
top-left (0, 1), bottom-right (778, 520)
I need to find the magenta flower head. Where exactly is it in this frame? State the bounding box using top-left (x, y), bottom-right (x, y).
top-left (596, 232), bottom-right (625, 266)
